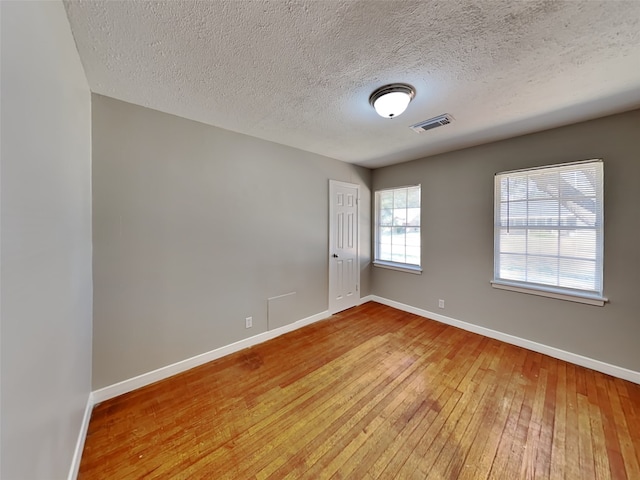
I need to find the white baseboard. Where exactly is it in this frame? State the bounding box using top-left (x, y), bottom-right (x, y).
top-left (368, 295), bottom-right (640, 385)
top-left (92, 310), bottom-right (331, 404)
top-left (67, 392), bottom-right (94, 480)
top-left (359, 294), bottom-right (374, 304)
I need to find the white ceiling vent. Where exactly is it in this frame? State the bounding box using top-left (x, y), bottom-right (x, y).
top-left (410, 114), bottom-right (454, 133)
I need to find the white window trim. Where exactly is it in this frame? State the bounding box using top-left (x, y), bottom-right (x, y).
top-left (373, 260), bottom-right (423, 275)
top-left (374, 184), bottom-right (421, 273)
top-left (491, 280), bottom-right (607, 306)
top-left (493, 159), bottom-right (605, 305)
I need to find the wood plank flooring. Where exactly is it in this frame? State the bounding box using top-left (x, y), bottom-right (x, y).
top-left (79, 302), bottom-right (640, 479)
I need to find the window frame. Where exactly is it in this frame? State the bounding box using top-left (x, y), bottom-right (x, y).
top-left (373, 185), bottom-right (422, 274)
top-left (492, 159), bottom-right (607, 306)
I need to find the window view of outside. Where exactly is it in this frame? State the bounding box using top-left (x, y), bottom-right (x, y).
top-left (495, 161), bottom-right (603, 295)
top-left (376, 185), bottom-right (421, 266)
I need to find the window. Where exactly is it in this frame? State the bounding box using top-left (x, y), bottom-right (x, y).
top-left (374, 185), bottom-right (421, 273)
top-left (493, 159), bottom-right (606, 305)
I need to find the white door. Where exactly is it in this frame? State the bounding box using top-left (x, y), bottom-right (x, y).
top-left (329, 180), bottom-right (359, 314)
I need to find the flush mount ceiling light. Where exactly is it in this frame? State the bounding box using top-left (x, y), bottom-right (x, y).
top-left (369, 83), bottom-right (416, 119)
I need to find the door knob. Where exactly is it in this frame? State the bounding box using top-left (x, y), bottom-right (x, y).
top-left (332, 254), bottom-right (339, 258)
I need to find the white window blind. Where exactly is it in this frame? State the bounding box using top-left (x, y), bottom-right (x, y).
top-left (494, 160), bottom-right (604, 301)
top-left (375, 185), bottom-right (421, 269)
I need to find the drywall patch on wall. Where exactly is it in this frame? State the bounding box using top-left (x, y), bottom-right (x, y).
top-left (268, 292), bottom-right (297, 331)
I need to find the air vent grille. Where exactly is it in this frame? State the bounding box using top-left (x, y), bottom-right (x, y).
top-left (410, 114), bottom-right (454, 133)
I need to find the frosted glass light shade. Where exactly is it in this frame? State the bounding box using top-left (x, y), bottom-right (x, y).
top-left (369, 83), bottom-right (415, 119)
top-left (373, 92), bottom-right (411, 118)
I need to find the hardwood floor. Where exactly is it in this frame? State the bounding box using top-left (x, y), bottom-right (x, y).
top-left (79, 302), bottom-right (640, 479)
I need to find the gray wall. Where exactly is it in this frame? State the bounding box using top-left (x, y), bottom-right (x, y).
top-left (91, 94), bottom-right (371, 389)
top-left (372, 109), bottom-right (640, 373)
top-left (0, 1), bottom-right (93, 479)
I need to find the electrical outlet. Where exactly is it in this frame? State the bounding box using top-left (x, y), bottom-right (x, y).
top-left (245, 316), bottom-right (253, 328)
top-left (438, 299), bottom-right (445, 309)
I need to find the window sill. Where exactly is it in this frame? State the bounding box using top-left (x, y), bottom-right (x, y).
top-left (373, 261), bottom-right (422, 275)
top-left (491, 281), bottom-right (608, 306)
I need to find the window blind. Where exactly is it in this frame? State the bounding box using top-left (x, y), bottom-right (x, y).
top-left (494, 159), bottom-right (604, 299)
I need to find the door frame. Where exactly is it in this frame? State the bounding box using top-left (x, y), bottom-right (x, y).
top-left (328, 180), bottom-right (360, 314)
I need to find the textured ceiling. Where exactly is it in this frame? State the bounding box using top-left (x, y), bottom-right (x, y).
top-left (64, 0), bottom-right (640, 168)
